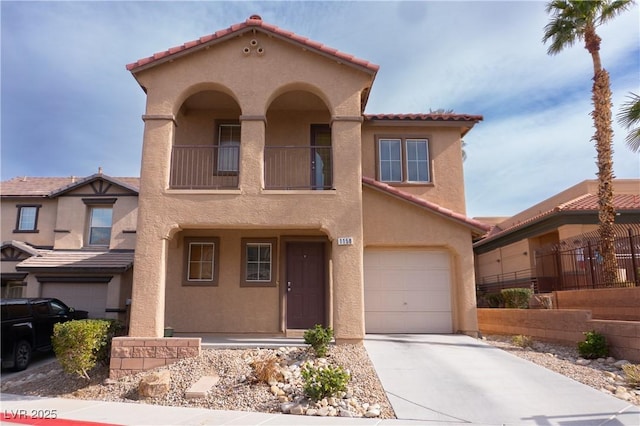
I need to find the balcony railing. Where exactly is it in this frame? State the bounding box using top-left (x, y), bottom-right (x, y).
top-left (170, 145), bottom-right (239, 189)
top-left (169, 145), bottom-right (333, 190)
top-left (264, 146), bottom-right (333, 190)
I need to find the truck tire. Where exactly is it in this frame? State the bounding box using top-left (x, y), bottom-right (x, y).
top-left (13, 340), bottom-right (32, 371)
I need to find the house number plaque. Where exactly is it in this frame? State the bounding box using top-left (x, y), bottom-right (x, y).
top-left (337, 237), bottom-right (354, 246)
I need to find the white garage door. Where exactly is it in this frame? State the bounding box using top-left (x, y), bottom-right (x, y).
top-left (364, 249), bottom-right (452, 333)
top-left (41, 283), bottom-right (108, 319)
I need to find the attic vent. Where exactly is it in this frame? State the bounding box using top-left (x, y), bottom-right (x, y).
top-left (249, 14), bottom-right (262, 20)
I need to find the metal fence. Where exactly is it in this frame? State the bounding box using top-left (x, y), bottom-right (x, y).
top-left (534, 226), bottom-right (640, 291)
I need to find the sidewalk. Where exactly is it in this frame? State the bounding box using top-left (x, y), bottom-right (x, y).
top-left (0, 393), bottom-right (461, 426)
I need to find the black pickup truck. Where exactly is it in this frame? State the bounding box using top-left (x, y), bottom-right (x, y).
top-left (1, 298), bottom-right (87, 371)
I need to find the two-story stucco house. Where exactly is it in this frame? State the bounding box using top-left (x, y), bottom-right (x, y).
top-left (0, 173), bottom-right (138, 321)
top-left (124, 15), bottom-right (489, 346)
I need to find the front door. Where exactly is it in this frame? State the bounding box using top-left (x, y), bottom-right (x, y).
top-left (286, 242), bottom-right (325, 329)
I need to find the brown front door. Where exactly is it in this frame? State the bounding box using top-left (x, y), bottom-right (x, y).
top-left (286, 242), bottom-right (325, 329)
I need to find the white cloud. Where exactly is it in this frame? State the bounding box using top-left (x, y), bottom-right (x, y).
top-left (1, 0), bottom-right (638, 217)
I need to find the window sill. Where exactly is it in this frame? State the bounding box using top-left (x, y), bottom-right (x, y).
top-left (240, 282), bottom-right (277, 288)
top-left (182, 282), bottom-right (219, 287)
top-left (13, 229), bottom-right (39, 233)
top-left (261, 189), bottom-right (337, 195)
top-left (380, 182), bottom-right (434, 187)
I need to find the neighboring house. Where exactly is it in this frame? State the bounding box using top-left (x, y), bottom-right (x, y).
top-left (124, 15), bottom-right (488, 343)
top-left (0, 173), bottom-right (139, 321)
top-left (474, 179), bottom-right (640, 294)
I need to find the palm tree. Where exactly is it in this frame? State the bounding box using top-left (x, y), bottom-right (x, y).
top-left (543, 0), bottom-right (635, 286)
top-left (617, 92), bottom-right (640, 152)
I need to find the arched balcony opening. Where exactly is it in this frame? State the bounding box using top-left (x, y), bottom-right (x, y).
top-left (170, 90), bottom-right (241, 189)
top-left (265, 90), bottom-right (333, 190)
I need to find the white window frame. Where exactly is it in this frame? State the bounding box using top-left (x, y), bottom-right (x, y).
top-left (245, 243), bottom-right (272, 282)
top-left (15, 205), bottom-right (40, 232)
top-left (88, 206), bottom-right (113, 246)
top-left (378, 137), bottom-right (431, 184)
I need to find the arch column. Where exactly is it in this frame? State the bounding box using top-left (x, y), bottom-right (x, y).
top-left (129, 114), bottom-right (175, 337)
top-left (239, 115), bottom-right (266, 194)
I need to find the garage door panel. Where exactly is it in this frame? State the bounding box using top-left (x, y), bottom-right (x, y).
top-left (365, 311), bottom-right (452, 334)
top-left (41, 283), bottom-right (107, 319)
top-left (364, 249), bottom-right (452, 334)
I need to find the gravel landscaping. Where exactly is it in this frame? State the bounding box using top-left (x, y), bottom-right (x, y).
top-left (1, 336), bottom-right (638, 419)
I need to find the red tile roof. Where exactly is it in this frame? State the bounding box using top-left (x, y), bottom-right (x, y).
top-left (362, 176), bottom-right (491, 235)
top-left (477, 193), bottom-right (640, 245)
top-left (365, 113), bottom-right (483, 122)
top-left (126, 15), bottom-right (379, 75)
top-left (0, 175), bottom-right (140, 197)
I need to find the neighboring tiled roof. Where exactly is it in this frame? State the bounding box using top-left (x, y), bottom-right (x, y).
top-left (365, 113), bottom-right (483, 122)
top-left (362, 176), bottom-right (491, 235)
top-left (0, 175), bottom-right (140, 197)
top-left (1, 240), bottom-right (42, 257)
top-left (476, 193), bottom-right (640, 246)
top-left (126, 15), bottom-right (379, 75)
top-left (16, 250), bottom-right (134, 272)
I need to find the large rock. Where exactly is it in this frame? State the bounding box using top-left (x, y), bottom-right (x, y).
top-left (138, 370), bottom-right (171, 398)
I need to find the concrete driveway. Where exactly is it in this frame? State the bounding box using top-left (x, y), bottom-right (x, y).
top-left (364, 334), bottom-right (640, 426)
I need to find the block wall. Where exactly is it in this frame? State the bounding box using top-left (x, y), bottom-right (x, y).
top-left (109, 337), bottom-right (201, 379)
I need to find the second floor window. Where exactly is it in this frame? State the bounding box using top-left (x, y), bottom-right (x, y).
top-left (88, 207), bottom-right (113, 246)
top-left (15, 205), bottom-right (40, 232)
top-left (378, 138), bottom-right (430, 183)
top-left (217, 124), bottom-right (240, 173)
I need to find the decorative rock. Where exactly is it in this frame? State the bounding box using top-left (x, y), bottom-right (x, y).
top-left (317, 407), bottom-right (330, 416)
top-left (576, 358), bottom-right (591, 366)
top-left (290, 404), bottom-right (305, 415)
top-left (280, 402), bottom-right (295, 414)
top-left (339, 408), bottom-right (355, 417)
top-left (306, 408), bottom-right (318, 416)
top-left (365, 408), bottom-right (381, 418)
top-left (138, 370), bottom-right (171, 399)
top-left (614, 360), bottom-right (630, 368)
top-left (606, 357), bottom-right (616, 364)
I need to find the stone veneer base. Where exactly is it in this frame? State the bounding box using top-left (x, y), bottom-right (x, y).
top-left (109, 337), bottom-right (201, 379)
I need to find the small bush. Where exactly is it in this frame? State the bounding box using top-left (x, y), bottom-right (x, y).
top-left (577, 330), bottom-right (609, 359)
top-left (303, 324), bottom-right (333, 357)
top-left (622, 364), bottom-right (640, 388)
top-left (485, 293), bottom-right (504, 308)
top-left (301, 363), bottom-right (350, 401)
top-left (52, 319), bottom-right (111, 379)
top-left (250, 354), bottom-right (282, 384)
top-left (501, 288), bottom-right (533, 309)
top-left (512, 335), bottom-right (533, 348)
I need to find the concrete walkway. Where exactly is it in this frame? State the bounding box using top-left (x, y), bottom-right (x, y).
top-left (363, 334), bottom-right (640, 426)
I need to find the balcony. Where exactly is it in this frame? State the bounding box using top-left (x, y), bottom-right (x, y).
top-left (170, 145), bottom-right (332, 190)
top-left (170, 145), bottom-right (239, 189)
top-left (264, 146), bottom-right (332, 190)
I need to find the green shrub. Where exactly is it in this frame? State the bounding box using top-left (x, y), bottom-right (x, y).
top-left (501, 288), bottom-right (533, 309)
top-left (622, 364), bottom-right (640, 388)
top-left (303, 324), bottom-right (333, 357)
top-left (485, 293), bottom-right (504, 308)
top-left (301, 363), bottom-right (350, 401)
top-left (96, 319), bottom-right (126, 364)
top-left (52, 319), bottom-right (111, 379)
top-left (512, 335), bottom-right (533, 348)
top-left (577, 330), bottom-right (609, 359)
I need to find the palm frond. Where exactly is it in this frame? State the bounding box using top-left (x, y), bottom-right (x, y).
top-left (617, 92), bottom-right (640, 152)
top-left (598, 0), bottom-right (636, 26)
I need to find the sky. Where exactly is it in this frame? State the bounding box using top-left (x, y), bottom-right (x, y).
top-left (1, 0), bottom-right (639, 218)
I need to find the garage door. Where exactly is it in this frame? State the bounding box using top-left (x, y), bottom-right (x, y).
top-left (364, 249), bottom-right (452, 333)
top-left (41, 283), bottom-right (108, 319)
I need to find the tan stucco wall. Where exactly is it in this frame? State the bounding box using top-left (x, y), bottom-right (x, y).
top-left (361, 124), bottom-right (467, 212)
top-left (54, 185), bottom-right (138, 250)
top-left (1, 198), bottom-right (58, 247)
top-left (130, 34), bottom-right (371, 340)
top-left (362, 187), bottom-right (478, 335)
